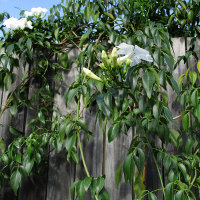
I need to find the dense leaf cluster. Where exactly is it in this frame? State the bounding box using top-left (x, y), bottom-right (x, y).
top-left (0, 0), bottom-right (200, 199)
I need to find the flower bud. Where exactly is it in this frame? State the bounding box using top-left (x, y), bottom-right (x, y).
top-left (111, 47), bottom-right (118, 67)
top-left (123, 58), bottom-right (132, 74)
top-left (101, 50), bottom-right (109, 66)
top-left (83, 67), bottom-right (103, 82)
top-left (126, 58), bottom-right (132, 66)
top-left (99, 63), bottom-right (107, 70)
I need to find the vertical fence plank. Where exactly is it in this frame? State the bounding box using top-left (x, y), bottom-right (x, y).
top-left (145, 38), bottom-right (187, 200)
top-left (75, 107), bottom-right (103, 199)
top-left (187, 38), bottom-right (200, 69)
top-left (105, 130), bottom-right (132, 200)
top-left (46, 47), bottom-right (79, 200)
top-left (0, 60), bottom-right (26, 200)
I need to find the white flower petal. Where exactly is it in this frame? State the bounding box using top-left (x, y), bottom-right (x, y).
top-left (134, 45), bottom-right (153, 62)
top-left (130, 56), bottom-right (141, 66)
top-left (24, 11), bottom-right (33, 17)
top-left (116, 43), bottom-right (153, 66)
top-left (117, 43), bottom-right (134, 55)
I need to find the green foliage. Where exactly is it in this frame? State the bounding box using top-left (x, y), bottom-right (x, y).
top-left (0, 0), bottom-right (200, 199)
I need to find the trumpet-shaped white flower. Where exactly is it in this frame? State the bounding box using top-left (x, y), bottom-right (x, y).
top-left (83, 67), bottom-right (103, 82)
top-left (117, 43), bottom-right (153, 66)
top-left (24, 7), bottom-right (48, 18)
top-left (3, 17), bottom-right (33, 31)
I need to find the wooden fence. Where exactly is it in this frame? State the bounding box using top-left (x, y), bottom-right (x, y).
top-left (0, 38), bottom-right (200, 200)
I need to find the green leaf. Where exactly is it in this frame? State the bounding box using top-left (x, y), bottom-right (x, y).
top-left (77, 119), bottom-right (89, 134)
top-left (164, 54), bottom-right (174, 72)
top-left (95, 177), bottom-right (105, 194)
top-left (123, 153), bottom-right (133, 184)
top-left (0, 137), bottom-right (6, 153)
top-left (80, 28), bottom-right (92, 47)
top-left (23, 158), bottom-right (34, 175)
top-left (142, 71), bottom-right (155, 98)
top-left (175, 190), bottom-right (184, 200)
top-left (185, 137), bottom-right (195, 154)
top-left (149, 67), bottom-right (160, 90)
top-left (84, 6), bottom-right (91, 23)
top-left (65, 87), bottom-right (79, 105)
top-left (108, 122), bottom-right (121, 142)
top-left (65, 133), bottom-right (76, 153)
top-left (26, 38), bottom-right (32, 51)
top-left (164, 107), bottom-right (174, 124)
top-left (188, 10), bottom-right (194, 21)
top-left (70, 181), bottom-right (79, 199)
top-left (153, 102), bottom-right (162, 119)
top-left (169, 129), bottom-right (182, 148)
top-left (71, 151), bottom-right (79, 164)
top-left (189, 71), bottom-right (197, 86)
top-left (148, 193), bottom-right (158, 200)
top-left (10, 104), bottom-right (18, 117)
top-left (99, 188), bottom-right (110, 200)
top-left (177, 74), bottom-right (185, 90)
top-left (83, 177), bottom-right (92, 191)
top-left (185, 66), bottom-right (191, 81)
top-left (38, 111), bottom-right (45, 124)
top-left (97, 94), bottom-right (111, 118)
top-left (129, 72), bottom-right (138, 91)
top-left (178, 163), bottom-right (187, 179)
top-left (163, 156), bottom-right (171, 173)
top-left (122, 98), bottom-right (129, 113)
top-left (95, 80), bottom-right (104, 93)
top-left (4, 74), bottom-right (12, 90)
top-left (59, 53), bottom-right (68, 68)
top-left (195, 104), bottom-right (200, 123)
top-left (9, 126), bottom-right (23, 136)
top-left (197, 60), bottom-right (200, 73)
top-left (76, 181), bottom-right (85, 200)
top-left (10, 170), bottom-right (21, 195)
top-left (191, 89), bottom-right (198, 108)
top-left (165, 183), bottom-right (173, 200)
top-left (54, 28), bottom-right (59, 41)
top-left (115, 164), bottom-right (123, 187)
top-left (158, 71), bottom-right (166, 89)
top-left (169, 76), bottom-right (179, 94)
top-left (182, 113), bottom-right (189, 132)
top-left (6, 44), bottom-right (14, 55)
top-left (168, 170), bottom-right (176, 182)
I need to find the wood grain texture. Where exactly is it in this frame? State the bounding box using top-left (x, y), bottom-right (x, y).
top-left (75, 107), bottom-right (103, 199)
top-left (46, 47), bottom-right (79, 200)
top-left (0, 64), bottom-right (27, 200)
top-left (18, 61), bottom-right (48, 200)
top-left (105, 127), bottom-right (132, 200)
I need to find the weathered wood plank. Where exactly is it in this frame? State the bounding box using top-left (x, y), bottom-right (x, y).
top-left (46, 47), bottom-right (79, 200)
top-left (18, 61), bottom-right (48, 200)
top-left (75, 107), bottom-right (103, 199)
top-left (0, 61), bottom-right (26, 200)
top-left (145, 38), bottom-right (187, 200)
top-left (105, 128), bottom-right (132, 200)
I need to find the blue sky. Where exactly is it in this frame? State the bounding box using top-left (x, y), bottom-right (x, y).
top-left (0, 0), bottom-right (62, 18)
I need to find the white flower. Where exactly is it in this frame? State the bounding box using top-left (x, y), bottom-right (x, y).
top-left (3, 17), bottom-right (18, 29)
top-left (83, 67), bottom-right (103, 82)
top-left (26, 21), bottom-right (33, 29)
top-left (3, 17), bottom-right (33, 31)
top-left (25, 7), bottom-right (48, 18)
top-left (117, 43), bottom-right (153, 66)
top-left (24, 11), bottom-right (32, 17)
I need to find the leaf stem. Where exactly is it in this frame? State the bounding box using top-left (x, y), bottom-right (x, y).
top-left (76, 98), bottom-right (99, 200)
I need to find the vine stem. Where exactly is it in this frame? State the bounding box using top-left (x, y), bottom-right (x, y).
top-left (132, 126), bottom-right (135, 199)
top-left (147, 141), bottom-right (166, 199)
top-left (76, 99), bottom-right (99, 200)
